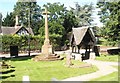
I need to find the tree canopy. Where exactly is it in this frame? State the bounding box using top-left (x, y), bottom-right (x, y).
top-left (13, 0), bottom-right (43, 35)
top-left (2, 1), bottom-right (95, 47)
top-left (71, 2), bottom-right (94, 26)
top-left (97, 0), bottom-right (120, 46)
top-left (2, 12), bottom-right (15, 27)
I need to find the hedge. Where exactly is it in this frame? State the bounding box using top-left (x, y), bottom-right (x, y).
top-left (1, 34), bottom-right (64, 53)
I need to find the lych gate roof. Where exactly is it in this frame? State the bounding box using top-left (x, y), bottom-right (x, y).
top-left (71, 26), bottom-right (96, 46)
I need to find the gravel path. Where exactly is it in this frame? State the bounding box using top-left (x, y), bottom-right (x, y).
top-left (62, 60), bottom-right (118, 81)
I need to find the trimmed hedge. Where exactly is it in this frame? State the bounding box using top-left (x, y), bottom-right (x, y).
top-left (2, 34), bottom-right (63, 53)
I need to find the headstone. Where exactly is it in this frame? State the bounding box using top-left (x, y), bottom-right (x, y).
top-left (74, 54), bottom-right (82, 61)
top-left (89, 52), bottom-right (96, 60)
top-left (66, 51), bottom-right (72, 67)
top-left (10, 46), bottom-right (18, 57)
top-left (93, 46), bottom-right (100, 56)
top-left (23, 76), bottom-right (30, 83)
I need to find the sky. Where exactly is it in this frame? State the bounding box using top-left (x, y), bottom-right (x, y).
top-left (0, 0), bottom-right (103, 27)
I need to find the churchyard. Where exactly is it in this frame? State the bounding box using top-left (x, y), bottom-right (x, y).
top-left (0, 54), bottom-right (119, 82)
top-left (0, 55), bottom-right (98, 81)
top-left (0, 0), bottom-right (120, 82)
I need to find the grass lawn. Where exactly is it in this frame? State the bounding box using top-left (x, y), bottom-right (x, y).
top-left (0, 56), bottom-right (98, 81)
top-left (91, 72), bottom-right (118, 81)
top-left (91, 66), bottom-right (120, 82)
top-left (91, 55), bottom-right (119, 82)
top-left (95, 54), bottom-right (119, 62)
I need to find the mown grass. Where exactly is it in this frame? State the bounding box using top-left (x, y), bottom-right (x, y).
top-left (91, 66), bottom-right (120, 82)
top-left (91, 55), bottom-right (119, 82)
top-left (91, 72), bottom-right (118, 81)
top-left (95, 54), bottom-right (119, 62)
top-left (0, 56), bottom-right (98, 81)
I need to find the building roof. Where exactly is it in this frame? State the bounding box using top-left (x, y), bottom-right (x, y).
top-left (1, 26), bottom-right (15, 35)
top-left (0, 26), bottom-right (34, 35)
top-left (12, 26), bottom-right (34, 35)
top-left (26, 28), bottom-right (34, 35)
top-left (71, 26), bottom-right (96, 46)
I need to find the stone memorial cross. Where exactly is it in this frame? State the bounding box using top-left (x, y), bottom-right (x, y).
top-left (42, 8), bottom-right (53, 57)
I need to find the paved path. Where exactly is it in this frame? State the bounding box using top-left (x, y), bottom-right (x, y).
top-left (62, 60), bottom-right (118, 81)
top-left (0, 53), bottom-right (41, 58)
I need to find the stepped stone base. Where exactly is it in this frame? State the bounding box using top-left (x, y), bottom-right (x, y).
top-left (0, 61), bottom-right (15, 69)
top-left (32, 54), bottom-right (64, 61)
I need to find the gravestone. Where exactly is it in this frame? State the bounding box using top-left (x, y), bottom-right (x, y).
top-left (10, 46), bottom-right (18, 57)
top-left (66, 51), bottom-right (72, 67)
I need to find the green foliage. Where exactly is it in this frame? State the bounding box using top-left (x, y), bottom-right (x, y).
top-left (13, 0), bottom-right (43, 35)
top-left (97, 0), bottom-right (120, 46)
top-left (2, 35), bottom-right (64, 52)
top-left (2, 12), bottom-right (15, 27)
top-left (2, 1), bottom-right (95, 48)
top-left (96, 54), bottom-right (118, 62)
top-left (43, 2), bottom-right (67, 23)
top-left (49, 21), bottom-right (65, 35)
top-left (91, 71), bottom-right (118, 81)
top-left (71, 2), bottom-right (94, 26)
top-left (42, 2), bottom-right (75, 46)
top-left (49, 34), bottom-right (63, 50)
top-left (2, 35), bottom-right (43, 52)
top-left (63, 10), bottom-right (78, 33)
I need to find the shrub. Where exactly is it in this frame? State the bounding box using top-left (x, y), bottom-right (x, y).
top-left (1, 34), bottom-right (64, 53)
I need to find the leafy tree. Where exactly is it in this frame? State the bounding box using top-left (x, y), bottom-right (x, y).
top-left (43, 2), bottom-right (67, 23)
top-left (63, 10), bottom-right (78, 33)
top-left (13, 0), bottom-right (43, 35)
top-left (41, 2), bottom-right (82, 46)
top-left (39, 3), bottom-right (66, 45)
top-left (97, 0), bottom-right (120, 46)
top-left (71, 2), bottom-right (94, 26)
top-left (2, 12), bottom-right (15, 27)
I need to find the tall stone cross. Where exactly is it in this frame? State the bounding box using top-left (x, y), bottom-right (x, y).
top-left (43, 8), bottom-right (50, 44)
top-left (42, 8), bottom-right (53, 57)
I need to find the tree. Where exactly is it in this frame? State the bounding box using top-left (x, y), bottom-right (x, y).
top-left (13, 0), bottom-right (43, 35)
top-left (39, 3), bottom-right (67, 46)
top-left (71, 2), bottom-right (94, 26)
top-left (63, 10), bottom-right (78, 33)
top-left (2, 12), bottom-right (15, 27)
top-left (97, 0), bottom-right (120, 46)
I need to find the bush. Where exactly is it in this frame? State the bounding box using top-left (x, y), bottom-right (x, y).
top-left (1, 34), bottom-right (64, 53)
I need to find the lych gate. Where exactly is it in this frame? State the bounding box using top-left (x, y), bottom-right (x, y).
top-left (70, 26), bottom-right (97, 60)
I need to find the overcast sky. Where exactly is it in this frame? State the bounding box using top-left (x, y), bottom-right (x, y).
top-left (0, 0), bottom-right (103, 27)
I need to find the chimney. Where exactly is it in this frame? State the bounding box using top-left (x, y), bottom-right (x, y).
top-left (15, 15), bottom-right (19, 29)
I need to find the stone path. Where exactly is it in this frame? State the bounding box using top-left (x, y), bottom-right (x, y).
top-left (62, 60), bottom-right (118, 81)
top-left (0, 53), bottom-right (41, 58)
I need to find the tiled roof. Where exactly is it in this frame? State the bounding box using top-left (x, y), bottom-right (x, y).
top-left (1, 26), bottom-right (34, 35)
top-left (1, 26), bottom-right (15, 35)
